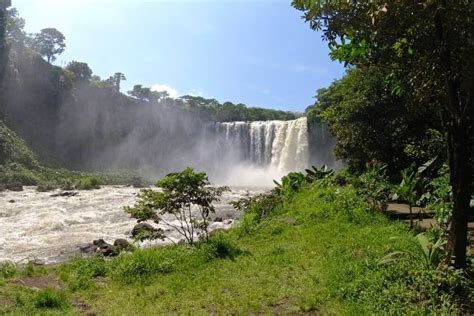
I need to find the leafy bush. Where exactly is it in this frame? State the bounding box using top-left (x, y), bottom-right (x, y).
top-left (232, 192), bottom-right (281, 221)
top-left (232, 192), bottom-right (282, 237)
top-left (304, 165), bottom-right (334, 182)
top-left (60, 179), bottom-right (74, 191)
top-left (36, 181), bottom-right (58, 192)
top-left (358, 162), bottom-right (391, 211)
top-left (273, 165), bottom-right (333, 200)
top-left (34, 289), bottom-right (69, 309)
top-left (75, 176), bottom-right (101, 190)
top-left (393, 167), bottom-right (421, 228)
top-left (422, 165), bottom-right (453, 232)
top-left (274, 172), bottom-right (307, 199)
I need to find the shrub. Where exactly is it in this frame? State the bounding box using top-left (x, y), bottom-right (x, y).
top-left (111, 249), bottom-right (176, 283)
top-left (380, 232), bottom-right (446, 269)
top-left (274, 172), bottom-right (307, 200)
top-left (34, 289), bottom-right (69, 309)
top-left (75, 176), bottom-right (101, 190)
top-left (0, 261), bottom-right (16, 280)
top-left (273, 166), bottom-right (333, 200)
top-left (393, 167), bottom-right (420, 228)
top-left (421, 165), bottom-right (452, 232)
top-left (201, 234), bottom-right (242, 261)
top-left (125, 167), bottom-right (228, 244)
top-left (232, 192), bottom-right (281, 221)
top-left (36, 181), bottom-right (58, 192)
top-left (60, 179), bottom-right (74, 191)
top-left (358, 162), bottom-right (391, 211)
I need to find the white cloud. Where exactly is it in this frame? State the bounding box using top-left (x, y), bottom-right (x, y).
top-left (188, 89), bottom-right (204, 97)
top-left (151, 84), bottom-right (178, 98)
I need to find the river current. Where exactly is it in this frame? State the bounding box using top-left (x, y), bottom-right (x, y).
top-left (0, 186), bottom-right (266, 264)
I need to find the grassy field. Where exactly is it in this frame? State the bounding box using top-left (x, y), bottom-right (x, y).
top-left (0, 182), bottom-right (470, 315)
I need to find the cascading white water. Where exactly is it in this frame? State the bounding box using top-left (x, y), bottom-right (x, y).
top-left (216, 117), bottom-right (309, 173)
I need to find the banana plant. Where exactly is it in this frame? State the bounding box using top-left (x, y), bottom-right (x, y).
top-left (273, 172), bottom-right (307, 199)
top-left (304, 165), bottom-right (334, 182)
top-left (394, 168), bottom-right (419, 229)
top-left (379, 233), bottom-right (445, 269)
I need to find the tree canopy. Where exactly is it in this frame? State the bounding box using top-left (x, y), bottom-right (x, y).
top-left (293, 0), bottom-right (473, 268)
top-left (309, 66), bottom-right (443, 177)
top-left (65, 61), bottom-right (92, 82)
top-left (33, 27), bottom-right (66, 63)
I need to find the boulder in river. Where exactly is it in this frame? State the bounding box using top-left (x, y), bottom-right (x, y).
top-left (50, 191), bottom-right (79, 197)
top-left (5, 182), bottom-right (23, 191)
top-left (131, 223), bottom-right (165, 241)
top-left (79, 243), bottom-right (98, 254)
top-left (93, 239), bottom-right (118, 256)
top-left (114, 238), bottom-right (133, 252)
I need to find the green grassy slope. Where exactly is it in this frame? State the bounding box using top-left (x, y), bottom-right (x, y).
top-left (0, 119), bottom-right (106, 188)
top-left (0, 119), bottom-right (41, 184)
top-left (1, 182), bottom-right (470, 315)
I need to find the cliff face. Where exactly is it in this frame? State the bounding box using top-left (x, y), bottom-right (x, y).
top-left (0, 44), bottom-right (215, 174)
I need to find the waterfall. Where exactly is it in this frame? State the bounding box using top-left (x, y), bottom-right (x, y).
top-left (216, 117), bottom-right (309, 173)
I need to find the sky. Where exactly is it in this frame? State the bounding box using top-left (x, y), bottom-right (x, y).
top-left (14, 0), bottom-right (345, 112)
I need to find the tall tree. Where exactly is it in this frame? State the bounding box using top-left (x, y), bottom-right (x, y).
top-left (33, 27), bottom-right (65, 63)
top-left (128, 84), bottom-right (152, 101)
top-left (108, 72), bottom-right (126, 93)
top-left (293, 1), bottom-right (473, 268)
top-left (65, 61), bottom-right (92, 81)
top-left (5, 7), bottom-right (27, 46)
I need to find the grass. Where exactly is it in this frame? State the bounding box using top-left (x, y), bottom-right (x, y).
top-left (0, 182), bottom-right (471, 315)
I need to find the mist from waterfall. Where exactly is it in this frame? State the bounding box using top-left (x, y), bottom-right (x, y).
top-left (214, 117), bottom-right (310, 186)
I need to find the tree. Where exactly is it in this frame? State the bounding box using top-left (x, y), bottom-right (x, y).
top-left (128, 84), bottom-right (152, 101)
top-left (5, 7), bottom-right (28, 46)
top-left (293, 0), bottom-right (473, 268)
top-left (125, 167), bottom-right (228, 244)
top-left (107, 72), bottom-right (126, 93)
top-left (33, 28), bottom-right (65, 63)
top-left (314, 67), bottom-right (442, 177)
top-left (65, 61), bottom-right (92, 81)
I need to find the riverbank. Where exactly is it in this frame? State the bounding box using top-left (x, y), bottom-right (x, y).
top-left (1, 181), bottom-right (471, 314)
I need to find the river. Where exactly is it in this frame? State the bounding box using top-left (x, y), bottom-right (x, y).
top-left (0, 186), bottom-right (266, 264)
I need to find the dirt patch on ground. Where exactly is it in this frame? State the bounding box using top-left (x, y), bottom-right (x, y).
top-left (72, 297), bottom-right (96, 316)
top-left (11, 275), bottom-right (61, 290)
top-left (0, 298), bottom-right (12, 306)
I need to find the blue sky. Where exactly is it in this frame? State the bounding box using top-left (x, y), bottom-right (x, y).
top-left (14, 0), bottom-right (345, 112)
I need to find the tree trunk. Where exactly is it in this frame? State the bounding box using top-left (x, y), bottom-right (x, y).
top-left (433, 4), bottom-right (472, 269)
top-left (409, 204), bottom-right (413, 229)
top-left (446, 121), bottom-right (471, 269)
